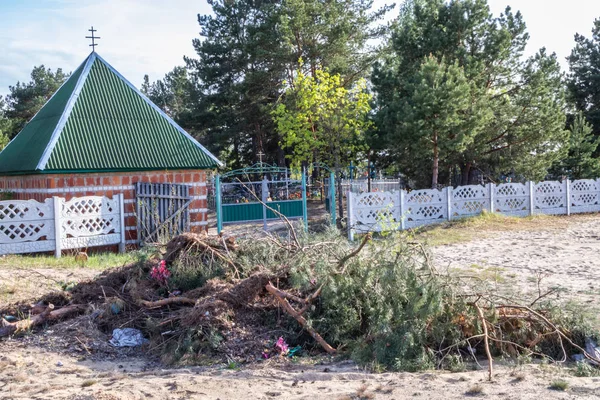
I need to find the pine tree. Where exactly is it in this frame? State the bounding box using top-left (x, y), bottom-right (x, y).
top-left (3, 66), bottom-right (69, 139)
top-left (372, 0), bottom-right (568, 187)
top-left (186, 0), bottom-right (393, 169)
top-left (567, 18), bottom-right (600, 138)
top-left (550, 112), bottom-right (600, 180)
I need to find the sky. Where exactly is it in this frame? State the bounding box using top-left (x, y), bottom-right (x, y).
top-left (0, 0), bottom-right (599, 98)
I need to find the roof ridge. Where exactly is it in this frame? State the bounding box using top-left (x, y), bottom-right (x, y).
top-left (93, 53), bottom-right (223, 167)
top-left (36, 52), bottom-right (97, 171)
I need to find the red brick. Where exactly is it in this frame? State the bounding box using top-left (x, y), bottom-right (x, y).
top-left (122, 190), bottom-right (134, 200)
top-left (112, 176), bottom-right (121, 186)
top-left (102, 177), bottom-right (110, 186)
top-left (125, 216), bottom-right (137, 227)
top-left (125, 230), bottom-right (138, 241)
top-left (124, 203), bottom-right (135, 213)
top-left (184, 173), bottom-right (192, 183)
top-left (122, 176), bottom-right (131, 185)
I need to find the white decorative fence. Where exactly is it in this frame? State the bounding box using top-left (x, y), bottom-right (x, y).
top-left (347, 179), bottom-right (600, 240)
top-left (0, 195), bottom-right (125, 257)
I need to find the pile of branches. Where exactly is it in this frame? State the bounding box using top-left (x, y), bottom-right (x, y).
top-left (2, 219), bottom-right (600, 377)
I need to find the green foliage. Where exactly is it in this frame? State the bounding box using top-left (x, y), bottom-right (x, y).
top-left (373, 0), bottom-right (568, 187)
top-left (550, 112), bottom-right (600, 179)
top-left (142, 67), bottom-right (195, 128)
top-left (169, 253), bottom-right (226, 292)
top-left (186, 0), bottom-right (392, 169)
top-left (568, 18), bottom-right (600, 138)
top-left (573, 361), bottom-right (600, 377)
top-left (392, 55), bottom-right (490, 187)
top-left (273, 68), bottom-right (372, 169)
top-left (2, 65), bottom-right (69, 139)
top-left (549, 379), bottom-right (569, 391)
top-left (287, 232), bottom-right (470, 371)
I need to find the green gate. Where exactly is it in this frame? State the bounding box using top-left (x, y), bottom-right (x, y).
top-left (307, 163), bottom-right (336, 226)
top-left (216, 163), bottom-right (308, 234)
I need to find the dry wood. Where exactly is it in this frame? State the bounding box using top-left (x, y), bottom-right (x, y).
top-left (497, 304), bottom-right (600, 365)
top-left (336, 233), bottom-right (371, 274)
top-left (139, 297), bottom-right (197, 309)
top-left (471, 299), bottom-right (493, 381)
top-left (265, 282), bottom-right (336, 354)
top-left (0, 304), bottom-right (86, 338)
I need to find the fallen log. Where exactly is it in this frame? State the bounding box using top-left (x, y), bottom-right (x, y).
top-left (0, 304), bottom-right (87, 338)
top-left (265, 282), bottom-right (336, 354)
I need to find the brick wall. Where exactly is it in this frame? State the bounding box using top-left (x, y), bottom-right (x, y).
top-left (0, 170), bottom-right (209, 245)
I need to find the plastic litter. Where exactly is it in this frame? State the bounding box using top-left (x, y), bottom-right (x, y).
top-left (572, 338), bottom-right (600, 365)
top-left (109, 328), bottom-right (148, 347)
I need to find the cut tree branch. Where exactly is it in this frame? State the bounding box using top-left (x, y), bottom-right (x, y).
top-left (265, 282), bottom-right (336, 354)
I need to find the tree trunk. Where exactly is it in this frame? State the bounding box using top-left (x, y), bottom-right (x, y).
top-left (461, 162), bottom-right (472, 186)
top-left (432, 133), bottom-right (439, 189)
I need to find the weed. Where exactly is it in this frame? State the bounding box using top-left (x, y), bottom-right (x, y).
top-left (573, 361), bottom-right (600, 377)
top-left (549, 379), bottom-right (569, 391)
top-left (465, 384), bottom-right (484, 396)
top-left (81, 380), bottom-right (97, 388)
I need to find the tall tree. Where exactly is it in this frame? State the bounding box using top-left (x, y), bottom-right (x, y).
top-left (392, 56), bottom-right (490, 188)
top-left (567, 18), bottom-right (600, 138)
top-left (186, 0), bottom-right (393, 169)
top-left (373, 0), bottom-right (568, 187)
top-left (273, 68), bottom-right (372, 170)
top-left (3, 66), bottom-right (68, 139)
top-left (186, 0), bottom-right (286, 169)
top-left (550, 112), bottom-right (600, 180)
top-left (143, 67), bottom-right (196, 129)
top-left (0, 97), bottom-right (11, 150)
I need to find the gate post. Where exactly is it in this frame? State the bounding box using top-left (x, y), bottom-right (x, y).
top-left (329, 171), bottom-right (336, 226)
top-left (262, 177), bottom-right (268, 231)
top-left (347, 191), bottom-right (354, 241)
top-left (528, 181), bottom-right (535, 216)
top-left (302, 173), bottom-right (308, 231)
top-left (118, 193), bottom-right (125, 253)
top-left (53, 196), bottom-right (62, 259)
top-left (565, 179), bottom-right (571, 216)
top-left (216, 175), bottom-right (222, 234)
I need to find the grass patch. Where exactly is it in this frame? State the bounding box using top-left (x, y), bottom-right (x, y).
top-left (573, 361), bottom-right (600, 377)
top-left (0, 251), bottom-right (143, 271)
top-left (549, 379), bottom-right (569, 391)
top-left (411, 212), bottom-right (572, 246)
top-left (465, 384), bottom-right (484, 396)
top-left (81, 379), bottom-right (98, 388)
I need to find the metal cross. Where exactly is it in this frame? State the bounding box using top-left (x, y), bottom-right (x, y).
top-left (257, 151), bottom-right (264, 164)
top-left (86, 26), bottom-right (101, 51)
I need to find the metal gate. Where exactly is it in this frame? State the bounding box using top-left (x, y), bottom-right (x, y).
top-left (215, 163), bottom-right (308, 234)
top-left (136, 182), bottom-right (191, 244)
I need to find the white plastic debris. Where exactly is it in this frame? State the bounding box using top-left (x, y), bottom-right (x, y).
top-left (109, 328), bottom-right (148, 347)
top-left (572, 338), bottom-right (600, 365)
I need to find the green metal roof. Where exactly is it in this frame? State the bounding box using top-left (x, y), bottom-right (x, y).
top-left (0, 52), bottom-right (221, 175)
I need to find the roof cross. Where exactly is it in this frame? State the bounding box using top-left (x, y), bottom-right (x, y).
top-left (85, 26), bottom-right (100, 51)
top-left (257, 151), bottom-right (265, 164)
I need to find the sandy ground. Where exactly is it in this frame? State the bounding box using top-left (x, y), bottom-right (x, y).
top-left (433, 215), bottom-right (600, 323)
top-left (2, 214), bottom-right (600, 399)
top-left (1, 340), bottom-right (599, 400)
